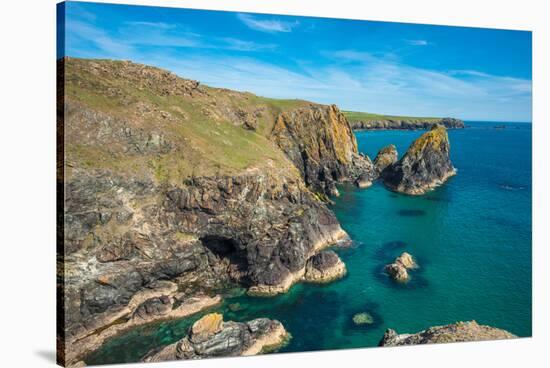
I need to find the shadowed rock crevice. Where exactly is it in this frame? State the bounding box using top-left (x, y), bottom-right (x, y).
top-left (200, 235), bottom-right (251, 286)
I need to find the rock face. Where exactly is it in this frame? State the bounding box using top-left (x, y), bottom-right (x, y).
top-left (373, 144), bottom-right (398, 174)
top-left (271, 104), bottom-right (376, 197)
top-left (383, 125), bottom-right (456, 195)
top-left (304, 250), bottom-right (347, 283)
top-left (379, 321), bottom-right (516, 346)
top-left (58, 58), bottom-right (356, 365)
top-left (144, 314), bottom-right (288, 361)
top-left (349, 117), bottom-right (464, 130)
top-left (385, 252), bottom-right (417, 282)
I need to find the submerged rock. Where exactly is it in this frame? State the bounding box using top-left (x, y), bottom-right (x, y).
top-left (385, 252), bottom-right (417, 282)
top-left (353, 312), bottom-right (374, 325)
top-left (304, 250), bottom-right (346, 283)
top-left (379, 321), bottom-right (516, 346)
top-left (144, 314), bottom-right (288, 361)
top-left (383, 125), bottom-right (456, 195)
top-left (374, 144), bottom-right (398, 174)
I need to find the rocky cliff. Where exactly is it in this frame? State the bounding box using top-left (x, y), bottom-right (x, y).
top-left (348, 117), bottom-right (465, 130)
top-left (382, 125), bottom-right (456, 195)
top-left (58, 58), bottom-right (362, 365)
top-left (379, 321), bottom-right (516, 346)
top-left (271, 104), bottom-right (376, 197)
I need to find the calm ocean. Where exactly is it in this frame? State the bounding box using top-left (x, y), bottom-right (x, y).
top-left (87, 121), bottom-right (532, 364)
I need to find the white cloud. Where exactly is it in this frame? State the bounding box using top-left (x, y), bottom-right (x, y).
top-left (123, 21), bottom-right (176, 30)
top-left (407, 39), bottom-right (429, 46)
top-left (146, 49), bottom-right (530, 121)
top-left (67, 19), bottom-right (136, 58)
top-left (65, 12), bottom-right (531, 122)
top-left (67, 17), bottom-right (275, 54)
top-left (237, 13), bottom-right (297, 33)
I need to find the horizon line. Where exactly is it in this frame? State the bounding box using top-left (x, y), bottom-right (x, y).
top-left (58, 55), bottom-right (532, 124)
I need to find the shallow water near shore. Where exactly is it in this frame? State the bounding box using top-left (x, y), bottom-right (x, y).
top-left (86, 121), bottom-right (532, 364)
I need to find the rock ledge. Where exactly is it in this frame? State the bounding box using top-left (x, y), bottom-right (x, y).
top-left (144, 314), bottom-right (288, 361)
top-left (379, 321), bottom-right (516, 346)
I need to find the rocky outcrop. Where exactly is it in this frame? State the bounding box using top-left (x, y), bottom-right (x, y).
top-left (373, 144), bottom-right (398, 174)
top-left (144, 314), bottom-right (288, 361)
top-left (59, 58), bottom-right (357, 365)
top-left (304, 250), bottom-right (346, 283)
top-left (385, 252), bottom-right (417, 282)
top-left (379, 321), bottom-right (516, 346)
top-left (383, 125), bottom-right (456, 195)
top-left (271, 104), bottom-right (376, 197)
top-left (350, 117), bottom-right (464, 130)
top-left (64, 280), bottom-right (222, 366)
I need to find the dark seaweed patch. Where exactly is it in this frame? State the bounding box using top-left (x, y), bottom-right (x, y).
top-left (374, 241), bottom-right (407, 261)
top-left (397, 209), bottom-right (426, 217)
top-left (423, 196), bottom-right (450, 203)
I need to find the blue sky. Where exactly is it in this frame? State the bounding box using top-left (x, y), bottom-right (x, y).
top-left (61, 1), bottom-right (532, 122)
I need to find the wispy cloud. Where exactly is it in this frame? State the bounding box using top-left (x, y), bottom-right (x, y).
top-left (407, 39), bottom-right (429, 46)
top-left (67, 16), bottom-right (275, 54)
top-left (237, 13), bottom-right (298, 33)
top-left (64, 5), bottom-right (531, 122)
top-left (152, 49), bottom-right (530, 121)
top-left (123, 21), bottom-right (177, 30)
top-left (67, 19), bottom-right (136, 58)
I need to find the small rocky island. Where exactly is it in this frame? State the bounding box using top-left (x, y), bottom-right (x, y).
top-left (379, 321), bottom-right (516, 346)
top-left (144, 313), bottom-right (288, 362)
top-left (373, 144), bottom-right (398, 174)
top-left (382, 124), bottom-right (456, 195)
top-left (385, 252), bottom-right (417, 282)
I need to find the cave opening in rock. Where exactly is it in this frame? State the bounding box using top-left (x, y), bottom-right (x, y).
top-left (200, 235), bottom-right (251, 286)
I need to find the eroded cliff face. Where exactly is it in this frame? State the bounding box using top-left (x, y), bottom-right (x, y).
top-left (59, 58), bottom-right (354, 364)
top-left (379, 321), bottom-right (516, 346)
top-left (271, 104), bottom-right (376, 197)
top-left (383, 125), bottom-right (456, 195)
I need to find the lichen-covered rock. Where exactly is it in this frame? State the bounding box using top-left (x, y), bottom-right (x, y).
top-left (271, 104), bottom-right (376, 196)
top-left (144, 316), bottom-right (288, 361)
top-left (385, 252), bottom-right (417, 282)
top-left (304, 250), bottom-right (346, 283)
top-left (379, 321), bottom-right (516, 346)
top-left (190, 313), bottom-right (224, 341)
top-left (374, 144), bottom-right (398, 174)
top-left (383, 125), bottom-right (456, 195)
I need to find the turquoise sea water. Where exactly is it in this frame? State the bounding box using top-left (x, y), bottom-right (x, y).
top-left (86, 121), bottom-right (532, 365)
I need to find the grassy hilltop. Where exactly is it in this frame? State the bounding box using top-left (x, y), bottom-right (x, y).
top-left (64, 58), bottom-right (317, 184)
top-left (342, 111), bottom-right (441, 123)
